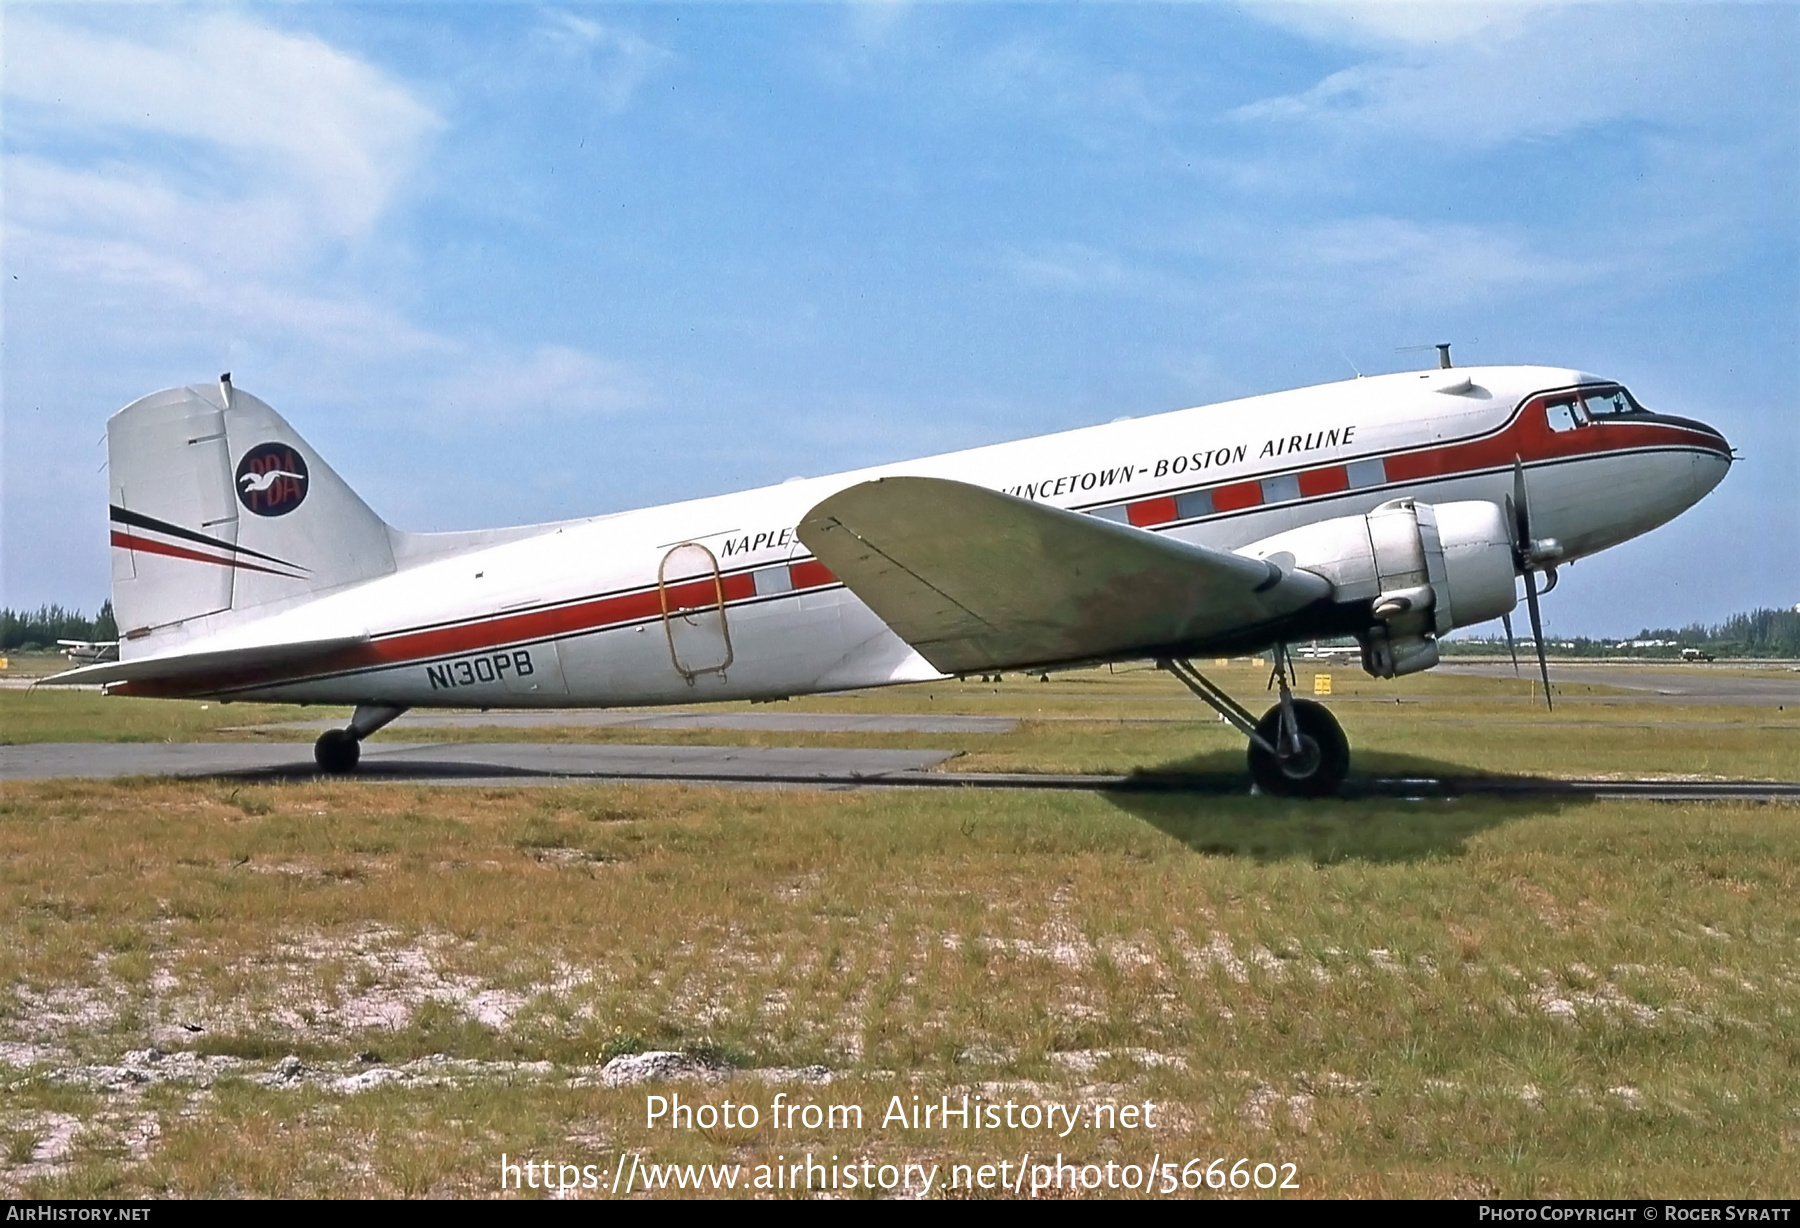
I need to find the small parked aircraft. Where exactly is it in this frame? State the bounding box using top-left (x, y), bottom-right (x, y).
top-left (56, 639), bottom-right (119, 665)
top-left (47, 357), bottom-right (1731, 794)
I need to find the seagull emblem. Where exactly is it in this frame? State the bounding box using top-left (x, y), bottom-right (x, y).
top-left (240, 469), bottom-right (305, 493)
top-left (235, 442), bottom-right (311, 516)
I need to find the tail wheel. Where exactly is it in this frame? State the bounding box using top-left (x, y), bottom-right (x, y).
top-left (1248, 699), bottom-right (1348, 797)
top-left (314, 729), bottom-right (361, 774)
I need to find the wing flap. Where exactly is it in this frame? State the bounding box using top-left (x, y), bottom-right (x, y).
top-left (798, 477), bottom-right (1329, 673)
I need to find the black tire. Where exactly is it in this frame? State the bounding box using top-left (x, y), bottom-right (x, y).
top-left (314, 729), bottom-right (361, 774)
top-left (1247, 699), bottom-right (1348, 798)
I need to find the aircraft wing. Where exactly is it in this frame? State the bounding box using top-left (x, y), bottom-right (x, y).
top-left (40, 633), bottom-right (368, 688)
top-left (798, 476), bottom-right (1331, 674)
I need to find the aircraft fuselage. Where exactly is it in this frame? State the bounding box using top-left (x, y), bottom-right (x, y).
top-left (107, 364), bottom-right (1730, 708)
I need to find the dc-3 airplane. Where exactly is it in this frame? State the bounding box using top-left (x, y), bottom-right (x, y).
top-left (46, 354), bottom-right (1731, 795)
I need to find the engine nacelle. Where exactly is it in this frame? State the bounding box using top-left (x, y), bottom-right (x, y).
top-left (1239, 499), bottom-right (1517, 678)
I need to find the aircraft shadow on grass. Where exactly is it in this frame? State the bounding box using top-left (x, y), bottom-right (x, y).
top-left (238, 757), bottom-right (545, 783)
top-left (1104, 748), bottom-right (1590, 865)
top-left (215, 744), bottom-right (1588, 866)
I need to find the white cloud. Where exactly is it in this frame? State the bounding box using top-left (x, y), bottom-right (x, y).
top-left (1207, 3), bottom-right (1793, 333)
top-left (423, 344), bottom-right (657, 424)
top-left (5, 9), bottom-right (441, 238)
top-left (1256, 215), bottom-right (1598, 306)
top-left (8, 155), bottom-right (313, 275)
top-left (1234, 4), bottom-right (1754, 147)
top-left (531, 10), bottom-right (674, 114)
top-left (965, 32), bottom-right (1165, 125)
top-left (2, 8), bottom-right (450, 358)
top-left (1245, 1), bottom-right (1545, 50)
top-left (1003, 217), bottom-right (1595, 317)
top-left (1, 7), bottom-right (656, 581)
top-left (844, 0), bottom-right (916, 44)
top-left (1001, 241), bottom-right (1195, 301)
top-left (1, 11), bottom-right (656, 413)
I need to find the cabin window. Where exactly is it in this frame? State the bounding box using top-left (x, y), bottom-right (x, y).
top-left (752, 565), bottom-right (794, 596)
top-left (1344, 457), bottom-right (1386, 489)
top-left (1261, 474), bottom-right (1301, 504)
top-left (1175, 489), bottom-right (1214, 519)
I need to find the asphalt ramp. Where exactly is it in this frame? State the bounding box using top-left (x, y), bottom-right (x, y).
top-left (0, 742), bottom-right (956, 787)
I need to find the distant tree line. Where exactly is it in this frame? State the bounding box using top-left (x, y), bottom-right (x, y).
top-left (4, 600), bottom-right (1796, 658)
top-left (1630, 607), bottom-right (1800, 658)
top-left (0, 602), bottom-right (117, 652)
top-left (1443, 606), bottom-right (1800, 659)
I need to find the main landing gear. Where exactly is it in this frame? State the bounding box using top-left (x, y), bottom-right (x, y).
top-left (313, 704), bottom-right (408, 774)
top-left (1160, 649), bottom-right (1349, 798)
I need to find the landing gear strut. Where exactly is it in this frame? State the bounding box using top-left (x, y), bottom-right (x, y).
top-left (1161, 648), bottom-right (1349, 797)
top-left (313, 704), bottom-right (407, 775)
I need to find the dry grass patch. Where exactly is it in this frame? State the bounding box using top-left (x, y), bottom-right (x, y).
top-left (0, 771), bottom-right (1796, 1195)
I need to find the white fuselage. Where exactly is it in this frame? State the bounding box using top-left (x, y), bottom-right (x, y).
top-left (117, 365), bottom-right (1730, 707)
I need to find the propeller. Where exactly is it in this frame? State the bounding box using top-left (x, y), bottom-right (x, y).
top-left (1510, 457), bottom-right (1554, 710)
top-left (1501, 612), bottom-right (1521, 678)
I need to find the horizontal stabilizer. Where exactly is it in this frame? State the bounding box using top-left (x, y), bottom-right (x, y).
top-left (798, 477), bottom-right (1330, 674)
top-left (40, 633), bottom-right (368, 688)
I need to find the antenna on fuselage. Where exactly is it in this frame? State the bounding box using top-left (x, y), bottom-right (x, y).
top-left (1395, 343), bottom-right (1455, 370)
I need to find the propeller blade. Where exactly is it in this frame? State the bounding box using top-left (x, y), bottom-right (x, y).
top-left (1512, 453), bottom-right (1526, 536)
top-left (1523, 568), bottom-right (1552, 710)
top-left (1502, 612), bottom-right (1521, 677)
top-left (1512, 456), bottom-right (1532, 552)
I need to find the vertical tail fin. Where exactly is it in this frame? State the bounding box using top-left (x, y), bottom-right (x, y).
top-left (108, 377), bottom-right (396, 650)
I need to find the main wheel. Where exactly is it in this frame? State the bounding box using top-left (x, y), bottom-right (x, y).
top-left (1247, 699), bottom-right (1348, 798)
top-left (314, 729), bottom-right (361, 774)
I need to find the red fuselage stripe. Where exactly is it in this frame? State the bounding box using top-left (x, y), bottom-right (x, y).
top-left (110, 558), bottom-right (838, 697)
top-left (1118, 408), bottom-right (1722, 527)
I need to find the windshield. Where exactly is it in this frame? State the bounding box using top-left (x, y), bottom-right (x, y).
top-left (1544, 385), bottom-right (1649, 432)
top-left (1580, 385), bottom-right (1648, 418)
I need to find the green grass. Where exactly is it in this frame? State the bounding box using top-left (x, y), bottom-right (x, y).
top-left (1, 665), bottom-right (1796, 1196)
top-left (6, 664), bottom-right (1796, 781)
top-left (5, 1132), bottom-right (37, 1166)
top-left (0, 687), bottom-right (346, 744)
top-left (0, 771), bottom-right (1796, 1197)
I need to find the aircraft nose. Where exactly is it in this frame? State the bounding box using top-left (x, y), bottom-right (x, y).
top-left (1653, 411), bottom-right (1732, 457)
top-left (1684, 419), bottom-right (1733, 500)
top-left (1693, 419), bottom-right (1731, 459)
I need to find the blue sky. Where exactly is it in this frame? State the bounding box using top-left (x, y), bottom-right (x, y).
top-left (4, 2), bottom-right (1796, 636)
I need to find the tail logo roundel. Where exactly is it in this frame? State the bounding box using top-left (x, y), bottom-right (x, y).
top-left (235, 444), bottom-right (310, 517)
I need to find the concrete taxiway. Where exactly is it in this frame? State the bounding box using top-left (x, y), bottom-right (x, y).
top-left (0, 742), bottom-right (957, 788)
top-left (5, 741), bottom-right (1798, 802)
top-left (239, 711), bottom-right (1017, 734)
top-left (1435, 662), bottom-right (1800, 707)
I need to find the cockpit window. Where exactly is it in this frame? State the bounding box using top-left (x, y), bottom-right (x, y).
top-left (1544, 385), bottom-right (1648, 432)
top-left (1545, 397), bottom-right (1588, 432)
top-left (1580, 385), bottom-right (1648, 419)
